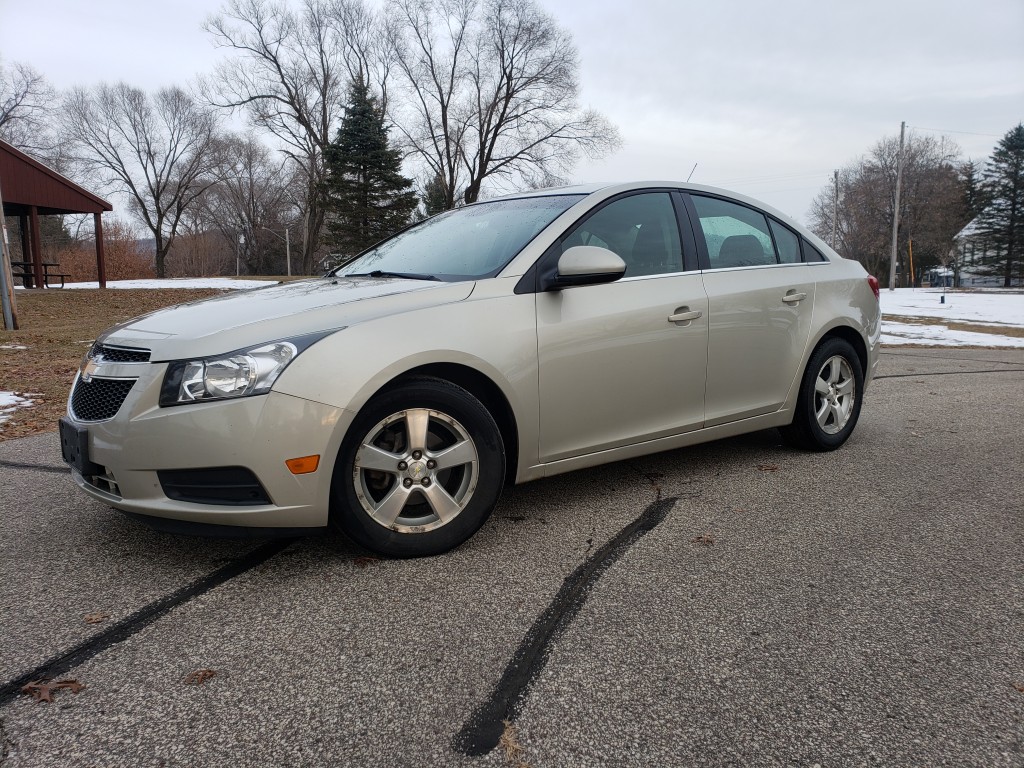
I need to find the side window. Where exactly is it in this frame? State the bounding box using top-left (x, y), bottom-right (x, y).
top-left (691, 195), bottom-right (777, 268)
top-left (769, 220), bottom-right (801, 264)
top-left (562, 192), bottom-right (683, 277)
top-left (801, 239), bottom-right (828, 262)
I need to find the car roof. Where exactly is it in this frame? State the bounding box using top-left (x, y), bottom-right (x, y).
top-left (489, 181), bottom-right (838, 259)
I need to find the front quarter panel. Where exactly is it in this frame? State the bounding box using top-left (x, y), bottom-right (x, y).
top-left (273, 277), bottom-right (540, 481)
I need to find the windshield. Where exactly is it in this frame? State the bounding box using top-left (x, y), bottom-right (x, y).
top-left (334, 195), bottom-right (585, 280)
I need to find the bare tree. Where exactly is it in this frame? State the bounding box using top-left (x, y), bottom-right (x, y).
top-left (203, 0), bottom-right (382, 274)
top-left (810, 133), bottom-right (969, 281)
top-left (60, 83), bottom-right (220, 277)
top-left (386, 0), bottom-right (474, 210)
top-left (200, 132), bottom-right (298, 275)
top-left (386, 0), bottom-right (620, 207)
top-left (0, 59), bottom-right (66, 167)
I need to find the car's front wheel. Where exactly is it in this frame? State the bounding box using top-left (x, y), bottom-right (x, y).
top-left (780, 337), bottom-right (864, 451)
top-left (331, 377), bottom-right (505, 557)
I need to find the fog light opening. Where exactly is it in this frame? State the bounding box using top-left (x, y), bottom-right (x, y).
top-left (286, 455), bottom-right (320, 475)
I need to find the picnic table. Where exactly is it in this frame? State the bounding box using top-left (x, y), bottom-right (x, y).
top-left (9, 261), bottom-right (72, 288)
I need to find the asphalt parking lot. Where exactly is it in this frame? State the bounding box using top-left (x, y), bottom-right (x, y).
top-left (1, 347), bottom-right (1022, 767)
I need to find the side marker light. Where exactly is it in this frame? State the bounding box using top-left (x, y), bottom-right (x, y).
top-left (286, 455), bottom-right (320, 475)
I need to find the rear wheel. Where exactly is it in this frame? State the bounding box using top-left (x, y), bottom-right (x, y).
top-left (780, 337), bottom-right (864, 451)
top-left (331, 377), bottom-right (505, 557)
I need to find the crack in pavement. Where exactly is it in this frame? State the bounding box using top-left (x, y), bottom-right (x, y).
top-left (0, 460), bottom-right (68, 474)
top-left (880, 350), bottom-right (1024, 366)
top-left (454, 495), bottom-right (677, 756)
top-left (0, 540), bottom-right (294, 708)
top-left (874, 368), bottom-right (1024, 381)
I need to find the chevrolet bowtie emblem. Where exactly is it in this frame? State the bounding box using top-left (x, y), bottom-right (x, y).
top-left (81, 359), bottom-right (99, 383)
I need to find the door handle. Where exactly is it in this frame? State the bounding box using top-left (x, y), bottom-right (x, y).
top-left (668, 308), bottom-right (703, 324)
top-left (782, 292), bottom-right (807, 304)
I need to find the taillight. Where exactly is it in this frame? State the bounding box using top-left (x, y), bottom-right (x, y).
top-left (867, 275), bottom-right (880, 300)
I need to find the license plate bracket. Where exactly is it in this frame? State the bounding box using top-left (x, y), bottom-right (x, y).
top-left (58, 417), bottom-right (104, 476)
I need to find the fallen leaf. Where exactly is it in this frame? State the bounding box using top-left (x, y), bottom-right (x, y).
top-left (183, 669), bottom-right (217, 686)
top-left (1013, 682), bottom-right (1024, 694)
top-left (352, 556), bottom-right (379, 569)
top-left (20, 679), bottom-right (85, 702)
top-left (84, 611), bottom-right (111, 625)
top-left (53, 679), bottom-right (86, 694)
top-left (690, 534), bottom-right (715, 546)
top-left (757, 464), bottom-right (780, 472)
top-left (21, 680), bottom-right (53, 703)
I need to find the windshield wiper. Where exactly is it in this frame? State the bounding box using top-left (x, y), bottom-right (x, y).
top-left (345, 270), bottom-right (440, 281)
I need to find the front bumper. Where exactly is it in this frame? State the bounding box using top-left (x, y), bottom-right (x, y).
top-left (65, 364), bottom-right (353, 528)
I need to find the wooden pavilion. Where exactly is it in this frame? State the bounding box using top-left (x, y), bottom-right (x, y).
top-left (0, 139), bottom-right (112, 288)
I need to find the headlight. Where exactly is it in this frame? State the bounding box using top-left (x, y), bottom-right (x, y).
top-left (159, 332), bottom-right (334, 406)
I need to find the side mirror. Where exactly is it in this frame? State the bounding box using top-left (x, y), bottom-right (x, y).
top-left (545, 246), bottom-right (626, 290)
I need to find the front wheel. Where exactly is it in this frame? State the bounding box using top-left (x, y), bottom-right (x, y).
top-left (780, 337), bottom-right (864, 451)
top-left (331, 377), bottom-right (505, 557)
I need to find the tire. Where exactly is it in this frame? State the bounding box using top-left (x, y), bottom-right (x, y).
top-left (780, 337), bottom-right (864, 452)
top-left (331, 377), bottom-right (505, 557)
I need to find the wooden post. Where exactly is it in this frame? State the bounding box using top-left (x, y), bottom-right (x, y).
top-left (29, 205), bottom-right (43, 289)
top-left (0, 178), bottom-right (20, 328)
top-left (94, 212), bottom-right (107, 288)
top-left (19, 215), bottom-right (29, 262)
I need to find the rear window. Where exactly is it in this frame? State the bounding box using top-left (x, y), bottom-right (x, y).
top-left (801, 239), bottom-right (828, 262)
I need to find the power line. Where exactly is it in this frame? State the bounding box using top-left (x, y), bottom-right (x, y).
top-left (707, 169), bottom-right (833, 186)
top-left (909, 126), bottom-right (1002, 138)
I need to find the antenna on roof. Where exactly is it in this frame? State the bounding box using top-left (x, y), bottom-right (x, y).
top-left (686, 163), bottom-right (698, 182)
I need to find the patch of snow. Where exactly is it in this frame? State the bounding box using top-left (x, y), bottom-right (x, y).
top-left (0, 391), bottom-right (36, 425)
top-left (880, 288), bottom-right (1024, 327)
top-left (879, 288), bottom-right (1024, 347)
top-left (15, 277), bottom-right (275, 291)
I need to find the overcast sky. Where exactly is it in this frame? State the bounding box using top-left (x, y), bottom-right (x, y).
top-left (2, 0), bottom-right (1022, 223)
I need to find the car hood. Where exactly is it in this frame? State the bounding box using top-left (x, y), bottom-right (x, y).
top-left (98, 277), bottom-right (476, 360)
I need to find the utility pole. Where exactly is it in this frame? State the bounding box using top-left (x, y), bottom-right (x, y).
top-left (260, 227), bottom-right (291, 277)
top-left (888, 121), bottom-right (906, 291)
top-left (831, 170), bottom-right (839, 248)
top-left (236, 229), bottom-right (243, 277)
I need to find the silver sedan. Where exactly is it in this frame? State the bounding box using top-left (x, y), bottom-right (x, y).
top-left (60, 182), bottom-right (881, 556)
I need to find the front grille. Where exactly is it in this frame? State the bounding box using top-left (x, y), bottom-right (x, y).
top-left (71, 377), bottom-right (136, 421)
top-left (158, 467), bottom-right (272, 506)
top-left (92, 344), bottom-right (151, 363)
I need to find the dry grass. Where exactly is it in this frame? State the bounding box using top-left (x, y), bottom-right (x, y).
top-left (0, 289), bottom-right (224, 440)
top-left (885, 313), bottom-right (1024, 338)
top-left (498, 720), bottom-right (532, 768)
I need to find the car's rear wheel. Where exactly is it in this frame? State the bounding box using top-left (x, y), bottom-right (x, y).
top-left (331, 377), bottom-right (505, 557)
top-left (780, 337), bottom-right (864, 451)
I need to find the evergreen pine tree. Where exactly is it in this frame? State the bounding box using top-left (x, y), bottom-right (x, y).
top-left (421, 173), bottom-right (450, 218)
top-left (978, 124), bottom-right (1024, 286)
top-left (323, 78), bottom-right (418, 255)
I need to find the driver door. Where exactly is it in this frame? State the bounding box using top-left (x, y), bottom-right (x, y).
top-left (536, 192), bottom-right (708, 463)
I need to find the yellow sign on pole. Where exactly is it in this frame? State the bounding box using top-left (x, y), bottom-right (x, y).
top-left (908, 238), bottom-right (914, 290)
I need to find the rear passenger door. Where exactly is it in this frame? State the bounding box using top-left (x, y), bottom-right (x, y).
top-left (684, 193), bottom-right (819, 426)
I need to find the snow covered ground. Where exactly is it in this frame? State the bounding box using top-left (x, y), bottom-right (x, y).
top-left (0, 391), bottom-right (36, 426)
top-left (880, 288), bottom-right (1024, 347)
top-left (22, 277), bottom-right (276, 290)
top-left (12, 279), bottom-right (1024, 346)
top-left (2, 283), bottom-right (1022, 428)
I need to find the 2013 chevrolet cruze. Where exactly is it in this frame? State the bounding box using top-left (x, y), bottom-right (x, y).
top-left (60, 182), bottom-right (881, 556)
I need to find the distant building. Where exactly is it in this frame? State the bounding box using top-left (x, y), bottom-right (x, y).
top-left (952, 217), bottom-right (1022, 287)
